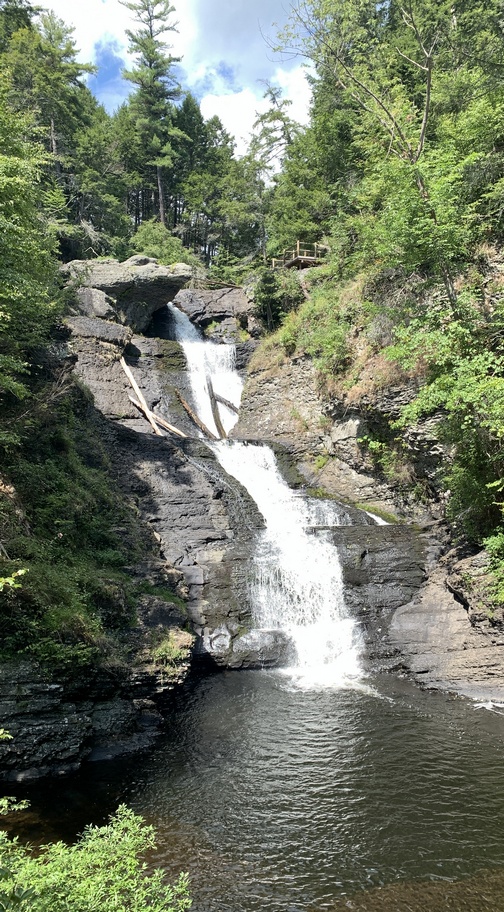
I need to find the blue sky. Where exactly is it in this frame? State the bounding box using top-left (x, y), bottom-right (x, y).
top-left (35, 0), bottom-right (311, 155)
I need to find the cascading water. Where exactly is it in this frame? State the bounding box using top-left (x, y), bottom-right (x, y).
top-left (167, 303), bottom-right (242, 437)
top-left (166, 303), bottom-right (362, 686)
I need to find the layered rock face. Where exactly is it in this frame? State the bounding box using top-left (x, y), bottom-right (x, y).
top-left (233, 343), bottom-right (504, 701)
top-left (66, 268), bottom-right (265, 671)
top-left (0, 556), bottom-right (194, 781)
top-left (63, 256), bottom-right (193, 331)
top-left (65, 260), bottom-right (504, 700)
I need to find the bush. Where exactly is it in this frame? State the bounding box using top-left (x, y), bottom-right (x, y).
top-left (253, 267), bottom-right (305, 331)
top-left (129, 220), bottom-right (200, 267)
top-left (0, 805), bottom-right (191, 912)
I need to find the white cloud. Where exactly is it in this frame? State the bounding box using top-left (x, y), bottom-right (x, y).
top-left (274, 65), bottom-right (312, 127)
top-left (34, 0), bottom-right (312, 151)
top-left (199, 65), bottom-right (311, 158)
top-left (35, 0), bottom-right (195, 68)
top-left (200, 88), bottom-right (266, 156)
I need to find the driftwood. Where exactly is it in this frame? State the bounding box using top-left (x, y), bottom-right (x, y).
top-left (206, 376), bottom-right (227, 439)
top-left (175, 389), bottom-right (218, 441)
top-left (120, 357), bottom-right (162, 437)
top-left (214, 392), bottom-right (239, 415)
top-left (128, 396), bottom-right (187, 438)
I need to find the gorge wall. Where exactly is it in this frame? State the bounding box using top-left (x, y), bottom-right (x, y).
top-left (2, 257), bottom-right (504, 781)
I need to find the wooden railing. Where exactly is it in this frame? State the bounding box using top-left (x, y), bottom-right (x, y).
top-left (271, 241), bottom-right (327, 269)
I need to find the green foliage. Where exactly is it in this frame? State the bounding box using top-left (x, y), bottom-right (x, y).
top-left (253, 267), bottom-right (305, 330)
top-left (0, 387), bottom-right (154, 676)
top-left (0, 79), bottom-right (60, 412)
top-left (129, 219), bottom-right (199, 266)
top-left (272, 278), bottom-right (355, 376)
top-left (386, 290), bottom-right (504, 540)
top-left (0, 806), bottom-right (191, 912)
top-left (358, 435), bottom-right (412, 486)
top-left (151, 630), bottom-right (193, 670)
top-left (484, 532), bottom-right (504, 605)
top-left (0, 569), bottom-right (26, 592)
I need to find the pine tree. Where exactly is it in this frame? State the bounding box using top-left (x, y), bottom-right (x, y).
top-left (121, 0), bottom-right (180, 225)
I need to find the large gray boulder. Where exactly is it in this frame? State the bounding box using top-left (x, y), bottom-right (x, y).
top-left (64, 255), bottom-right (193, 332)
top-left (173, 287), bottom-right (260, 341)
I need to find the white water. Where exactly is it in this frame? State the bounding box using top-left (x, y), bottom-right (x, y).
top-left (167, 303), bottom-right (362, 687)
top-left (167, 303), bottom-right (242, 438)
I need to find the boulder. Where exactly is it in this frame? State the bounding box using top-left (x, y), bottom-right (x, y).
top-left (173, 287), bottom-right (260, 341)
top-left (64, 256), bottom-right (193, 331)
top-left (200, 626), bottom-right (295, 669)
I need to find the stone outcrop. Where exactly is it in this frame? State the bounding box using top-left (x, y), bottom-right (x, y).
top-left (173, 286), bottom-right (260, 341)
top-left (0, 560), bottom-right (194, 781)
top-left (233, 352), bottom-right (401, 516)
top-left (64, 274), bottom-right (268, 671)
top-left (63, 256), bottom-right (193, 332)
top-left (388, 565), bottom-right (504, 700)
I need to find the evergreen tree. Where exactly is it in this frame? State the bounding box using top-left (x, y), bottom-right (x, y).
top-left (121, 0), bottom-right (181, 225)
top-left (0, 0), bottom-right (34, 52)
top-left (0, 76), bottom-right (59, 424)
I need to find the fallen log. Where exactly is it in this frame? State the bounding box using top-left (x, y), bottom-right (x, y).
top-left (120, 357), bottom-right (162, 437)
top-left (214, 392), bottom-right (239, 415)
top-left (175, 389), bottom-right (218, 441)
top-left (206, 375), bottom-right (227, 439)
top-left (128, 396), bottom-right (187, 438)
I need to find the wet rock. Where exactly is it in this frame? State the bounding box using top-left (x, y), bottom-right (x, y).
top-left (327, 524), bottom-right (426, 615)
top-left (198, 626), bottom-right (295, 669)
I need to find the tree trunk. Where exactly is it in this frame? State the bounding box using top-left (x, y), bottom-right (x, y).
top-left (50, 117), bottom-right (62, 182)
top-left (157, 165), bottom-right (166, 226)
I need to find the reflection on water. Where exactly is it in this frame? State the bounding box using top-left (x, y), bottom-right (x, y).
top-left (5, 671), bottom-right (504, 912)
top-left (328, 868), bottom-right (504, 911)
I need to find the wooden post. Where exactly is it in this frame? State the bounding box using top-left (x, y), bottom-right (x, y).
top-left (120, 357), bottom-right (162, 436)
top-left (175, 389), bottom-right (219, 441)
top-left (206, 376), bottom-right (227, 439)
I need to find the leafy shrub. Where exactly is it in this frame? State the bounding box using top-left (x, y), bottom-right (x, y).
top-left (129, 220), bottom-right (200, 267)
top-left (274, 279), bottom-right (354, 376)
top-left (152, 630), bottom-right (193, 670)
top-left (485, 531), bottom-right (504, 605)
top-left (0, 806), bottom-right (191, 912)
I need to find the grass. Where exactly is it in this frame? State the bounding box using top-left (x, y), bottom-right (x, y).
top-left (0, 382), bottom-right (159, 679)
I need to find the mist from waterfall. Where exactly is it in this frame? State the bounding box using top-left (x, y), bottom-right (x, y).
top-left (166, 303), bottom-right (362, 687)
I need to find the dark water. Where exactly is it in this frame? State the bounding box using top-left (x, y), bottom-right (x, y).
top-left (6, 670), bottom-right (504, 911)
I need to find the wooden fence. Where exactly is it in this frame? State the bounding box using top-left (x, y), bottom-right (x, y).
top-left (271, 241), bottom-right (327, 269)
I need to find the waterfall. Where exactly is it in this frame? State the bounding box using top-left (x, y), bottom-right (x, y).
top-left (166, 304), bottom-right (243, 438)
top-left (166, 303), bottom-right (362, 687)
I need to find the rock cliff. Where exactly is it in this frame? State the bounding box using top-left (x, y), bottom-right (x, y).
top-left (233, 340), bottom-right (504, 700)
